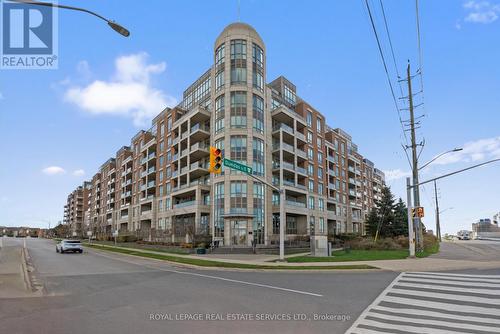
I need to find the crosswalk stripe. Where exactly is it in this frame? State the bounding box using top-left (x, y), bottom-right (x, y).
top-left (387, 288), bottom-right (500, 305)
top-left (395, 281), bottom-right (500, 295)
top-left (364, 310), bottom-right (500, 332)
top-left (399, 278), bottom-right (500, 288)
top-left (357, 319), bottom-right (464, 334)
top-left (402, 273), bottom-right (500, 284)
top-left (382, 295), bottom-right (500, 316)
top-left (347, 271), bottom-right (500, 334)
top-left (372, 305), bottom-right (500, 326)
top-left (412, 271), bottom-right (500, 279)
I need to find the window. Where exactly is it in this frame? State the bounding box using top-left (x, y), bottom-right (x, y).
top-left (231, 66), bottom-right (246, 84)
top-left (159, 156), bottom-right (164, 167)
top-left (286, 216), bottom-right (297, 234)
top-left (310, 216), bottom-right (315, 235)
top-left (158, 123), bottom-right (164, 137)
top-left (317, 137), bottom-right (322, 147)
top-left (272, 191), bottom-right (280, 206)
top-left (230, 39), bottom-right (247, 59)
top-left (252, 95), bottom-right (264, 133)
top-left (158, 199), bottom-right (163, 212)
top-left (166, 182), bottom-right (171, 194)
top-left (230, 40), bottom-right (247, 85)
top-left (252, 43), bottom-right (263, 68)
top-left (230, 181), bottom-right (247, 213)
top-left (230, 91), bottom-right (247, 128)
top-left (307, 111), bottom-right (313, 126)
top-left (318, 183), bottom-right (323, 195)
top-left (284, 84), bottom-right (296, 105)
top-left (307, 131), bottom-right (313, 143)
top-left (159, 141), bottom-right (164, 152)
top-left (215, 70), bottom-right (224, 91)
top-left (308, 164), bottom-right (314, 176)
top-left (319, 217), bottom-right (325, 234)
top-left (167, 117), bottom-right (172, 131)
top-left (309, 196), bottom-right (315, 209)
top-left (167, 136), bottom-right (171, 146)
top-left (253, 182), bottom-right (264, 244)
top-left (318, 152), bottom-right (323, 164)
top-left (159, 171), bottom-right (163, 182)
top-left (318, 198), bottom-right (324, 211)
top-left (215, 43), bottom-right (225, 66)
top-left (318, 167), bottom-right (323, 179)
top-left (252, 138), bottom-right (264, 176)
top-left (214, 182), bottom-right (224, 237)
top-left (309, 179), bottom-right (314, 192)
top-left (158, 185), bottom-right (163, 197)
top-left (308, 147), bottom-right (314, 160)
top-left (253, 70), bottom-right (263, 91)
top-left (230, 135), bottom-right (247, 162)
top-left (166, 166), bottom-right (171, 178)
top-left (273, 214), bottom-right (280, 234)
top-left (215, 95), bottom-right (225, 133)
top-left (317, 117), bottom-right (322, 132)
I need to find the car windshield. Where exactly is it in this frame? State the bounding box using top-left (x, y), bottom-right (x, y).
top-left (64, 241), bottom-right (81, 244)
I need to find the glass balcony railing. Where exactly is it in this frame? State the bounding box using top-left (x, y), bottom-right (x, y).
top-left (173, 200), bottom-right (196, 208)
top-left (273, 123), bottom-right (294, 134)
top-left (286, 200), bottom-right (306, 208)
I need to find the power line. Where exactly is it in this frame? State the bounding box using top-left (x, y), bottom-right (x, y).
top-left (415, 0), bottom-right (424, 93)
top-left (363, 0), bottom-right (410, 150)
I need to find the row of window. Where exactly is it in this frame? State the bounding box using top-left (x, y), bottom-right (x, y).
top-left (214, 92), bottom-right (265, 133)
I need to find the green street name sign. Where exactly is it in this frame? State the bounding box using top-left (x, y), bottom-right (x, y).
top-left (223, 158), bottom-right (252, 174)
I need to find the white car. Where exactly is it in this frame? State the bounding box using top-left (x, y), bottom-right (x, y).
top-left (56, 240), bottom-right (83, 254)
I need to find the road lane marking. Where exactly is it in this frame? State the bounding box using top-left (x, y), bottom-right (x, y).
top-left (402, 273), bottom-right (500, 283)
top-left (411, 271), bottom-right (500, 279)
top-left (89, 247), bottom-right (323, 297)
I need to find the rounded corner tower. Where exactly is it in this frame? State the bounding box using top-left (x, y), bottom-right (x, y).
top-left (211, 22), bottom-right (270, 247)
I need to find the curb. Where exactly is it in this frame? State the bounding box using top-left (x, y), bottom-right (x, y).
top-left (20, 246), bottom-right (44, 296)
top-left (86, 244), bottom-right (381, 272)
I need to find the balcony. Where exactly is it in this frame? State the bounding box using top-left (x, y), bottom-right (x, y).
top-left (296, 166), bottom-right (307, 175)
top-left (296, 131), bottom-right (306, 142)
top-left (297, 149), bottom-right (307, 159)
top-left (282, 161), bottom-right (295, 171)
top-left (140, 184), bottom-right (146, 191)
top-left (286, 200), bottom-right (306, 208)
top-left (173, 200), bottom-right (196, 209)
top-left (327, 155), bottom-right (336, 163)
top-left (147, 180), bottom-right (155, 188)
top-left (147, 166), bottom-right (156, 174)
top-left (272, 123), bottom-right (294, 135)
top-left (148, 152), bottom-right (156, 160)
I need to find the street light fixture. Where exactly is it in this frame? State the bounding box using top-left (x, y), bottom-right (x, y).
top-left (419, 148), bottom-right (463, 171)
top-left (8, 0), bottom-right (130, 37)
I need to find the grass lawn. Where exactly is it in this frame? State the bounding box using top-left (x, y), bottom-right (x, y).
top-left (287, 249), bottom-right (410, 262)
top-left (86, 240), bottom-right (190, 255)
top-left (84, 243), bottom-right (377, 270)
top-left (416, 242), bottom-right (440, 258)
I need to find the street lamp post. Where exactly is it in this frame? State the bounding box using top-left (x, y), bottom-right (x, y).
top-left (407, 158), bottom-right (500, 255)
top-left (8, 0), bottom-right (130, 37)
top-left (412, 147), bottom-right (463, 251)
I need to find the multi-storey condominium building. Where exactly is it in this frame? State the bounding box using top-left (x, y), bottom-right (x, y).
top-left (64, 22), bottom-right (385, 245)
top-left (63, 182), bottom-right (90, 237)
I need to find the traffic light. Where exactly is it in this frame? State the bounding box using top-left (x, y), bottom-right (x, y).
top-left (209, 146), bottom-right (223, 174)
top-left (411, 207), bottom-right (425, 218)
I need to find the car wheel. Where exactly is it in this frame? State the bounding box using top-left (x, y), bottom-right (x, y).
top-left (79, 250), bottom-right (83, 253)
top-left (60, 249), bottom-right (64, 254)
top-left (56, 247), bottom-right (59, 253)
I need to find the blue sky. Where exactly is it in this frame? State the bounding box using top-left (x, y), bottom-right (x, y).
top-left (0, 0), bottom-right (499, 234)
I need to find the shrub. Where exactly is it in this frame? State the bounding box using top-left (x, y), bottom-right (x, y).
top-left (348, 237), bottom-right (403, 250)
top-left (394, 235), bottom-right (409, 248)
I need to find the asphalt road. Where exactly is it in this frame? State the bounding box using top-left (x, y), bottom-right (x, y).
top-left (432, 239), bottom-right (500, 261)
top-left (0, 238), bottom-right (398, 334)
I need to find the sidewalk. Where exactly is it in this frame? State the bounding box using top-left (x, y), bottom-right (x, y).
top-left (0, 243), bottom-right (32, 298)
top-left (86, 243), bottom-right (500, 272)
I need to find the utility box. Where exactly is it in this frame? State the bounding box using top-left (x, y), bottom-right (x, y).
top-left (311, 235), bottom-right (329, 257)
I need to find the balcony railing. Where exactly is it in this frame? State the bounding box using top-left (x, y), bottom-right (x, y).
top-left (173, 200), bottom-right (196, 209)
top-left (286, 200), bottom-right (306, 208)
top-left (273, 123), bottom-right (294, 134)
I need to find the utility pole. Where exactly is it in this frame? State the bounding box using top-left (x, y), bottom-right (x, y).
top-left (434, 180), bottom-right (441, 242)
top-left (406, 62), bottom-right (424, 251)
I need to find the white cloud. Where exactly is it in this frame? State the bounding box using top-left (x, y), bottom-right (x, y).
top-left (42, 166), bottom-right (66, 175)
top-left (64, 53), bottom-right (177, 127)
top-left (463, 1), bottom-right (500, 24)
top-left (383, 169), bottom-right (412, 181)
top-left (429, 136), bottom-right (500, 166)
top-left (72, 169), bottom-right (85, 177)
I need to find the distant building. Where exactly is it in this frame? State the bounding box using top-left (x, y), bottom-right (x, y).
top-left (472, 218), bottom-right (500, 239)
